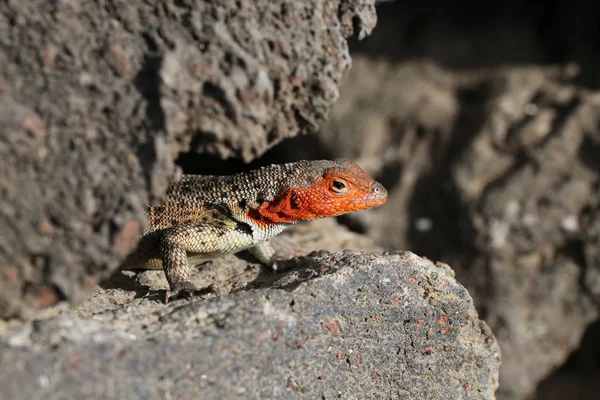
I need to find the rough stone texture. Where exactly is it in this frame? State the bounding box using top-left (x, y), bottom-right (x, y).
top-left (0, 0), bottom-right (377, 318)
top-left (0, 246), bottom-right (500, 400)
top-left (156, 0), bottom-right (376, 160)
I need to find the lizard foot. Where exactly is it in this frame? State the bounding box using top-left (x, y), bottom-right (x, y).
top-left (164, 282), bottom-right (221, 303)
top-left (267, 257), bottom-right (297, 273)
top-left (270, 260), bottom-right (278, 274)
top-left (165, 281), bottom-right (197, 303)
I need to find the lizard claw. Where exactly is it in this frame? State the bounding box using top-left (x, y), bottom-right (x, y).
top-left (268, 257), bottom-right (296, 273)
top-left (165, 281), bottom-right (200, 303)
top-left (207, 283), bottom-right (222, 298)
top-left (165, 281), bottom-right (221, 303)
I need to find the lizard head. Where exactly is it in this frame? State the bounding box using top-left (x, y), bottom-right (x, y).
top-left (299, 159), bottom-right (388, 217)
top-left (249, 159), bottom-right (387, 224)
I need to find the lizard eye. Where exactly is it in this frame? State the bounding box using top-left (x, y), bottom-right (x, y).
top-left (329, 179), bottom-right (348, 194)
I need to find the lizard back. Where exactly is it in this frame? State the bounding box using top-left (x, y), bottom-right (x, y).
top-left (145, 159), bottom-right (367, 233)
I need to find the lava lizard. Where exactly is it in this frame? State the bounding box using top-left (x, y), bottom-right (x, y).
top-left (120, 159), bottom-right (387, 300)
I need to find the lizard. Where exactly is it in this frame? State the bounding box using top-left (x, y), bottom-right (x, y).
top-left (120, 159), bottom-right (387, 300)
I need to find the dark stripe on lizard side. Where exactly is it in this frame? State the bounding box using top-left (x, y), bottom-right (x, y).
top-left (234, 220), bottom-right (254, 236)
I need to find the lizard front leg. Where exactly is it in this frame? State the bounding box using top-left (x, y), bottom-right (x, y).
top-left (160, 227), bottom-right (202, 300)
top-left (247, 241), bottom-right (278, 271)
top-left (159, 219), bottom-right (256, 301)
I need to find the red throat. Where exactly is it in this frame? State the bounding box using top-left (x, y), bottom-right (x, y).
top-left (247, 188), bottom-right (317, 227)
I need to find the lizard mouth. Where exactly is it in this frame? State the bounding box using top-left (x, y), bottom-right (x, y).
top-left (350, 181), bottom-right (388, 206)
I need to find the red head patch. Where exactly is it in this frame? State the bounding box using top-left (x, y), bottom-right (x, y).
top-left (247, 161), bottom-right (387, 226)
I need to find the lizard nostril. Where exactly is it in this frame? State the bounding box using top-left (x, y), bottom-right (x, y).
top-left (371, 182), bottom-right (382, 191)
top-left (371, 182), bottom-right (387, 197)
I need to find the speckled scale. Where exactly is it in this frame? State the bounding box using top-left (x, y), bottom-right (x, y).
top-left (164, 159), bottom-right (344, 207)
top-left (120, 159), bottom-right (387, 298)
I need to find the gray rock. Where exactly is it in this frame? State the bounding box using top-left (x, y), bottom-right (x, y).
top-left (0, 250), bottom-right (500, 400)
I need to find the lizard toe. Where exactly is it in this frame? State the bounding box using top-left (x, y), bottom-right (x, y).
top-left (165, 281), bottom-right (199, 303)
top-left (165, 281), bottom-right (221, 303)
top-left (206, 283), bottom-right (222, 298)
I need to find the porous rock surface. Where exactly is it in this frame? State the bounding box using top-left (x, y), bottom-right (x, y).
top-left (0, 244), bottom-right (500, 399)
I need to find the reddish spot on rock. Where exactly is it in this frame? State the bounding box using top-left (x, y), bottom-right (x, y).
top-left (438, 315), bottom-right (448, 325)
top-left (286, 378), bottom-right (296, 392)
top-left (37, 287), bottom-right (60, 307)
top-left (371, 372), bottom-right (379, 381)
top-left (39, 218), bottom-right (55, 235)
top-left (199, 375), bottom-right (208, 388)
top-left (22, 114), bottom-right (46, 138)
top-left (255, 331), bottom-right (266, 346)
top-left (423, 347), bottom-right (432, 355)
top-left (335, 351), bottom-right (343, 360)
top-left (440, 326), bottom-right (452, 335)
top-left (68, 353), bottom-right (81, 370)
top-left (85, 277), bottom-right (98, 288)
top-left (106, 44), bottom-right (133, 78)
top-left (427, 328), bottom-right (435, 336)
top-left (276, 320), bottom-right (285, 329)
top-left (353, 354), bottom-right (361, 364)
top-left (324, 318), bottom-right (341, 334)
top-left (408, 275), bottom-right (417, 285)
top-left (114, 219), bottom-right (141, 255)
top-left (391, 295), bottom-right (399, 305)
top-left (292, 76), bottom-right (303, 86)
top-left (415, 319), bottom-right (425, 327)
top-left (194, 64), bottom-right (213, 76)
top-left (2, 265), bottom-right (19, 281)
top-left (116, 349), bottom-right (127, 360)
top-left (42, 43), bottom-right (58, 70)
top-left (239, 91), bottom-right (252, 104)
top-left (126, 152), bottom-right (137, 166)
top-left (465, 384), bottom-right (473, 391)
